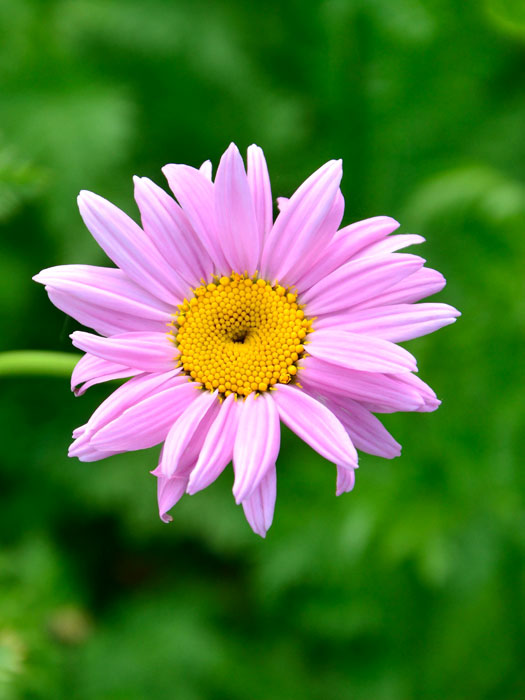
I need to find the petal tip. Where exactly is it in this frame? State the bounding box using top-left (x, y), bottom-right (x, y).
top-left (77, 189), bottom-right (94, 204)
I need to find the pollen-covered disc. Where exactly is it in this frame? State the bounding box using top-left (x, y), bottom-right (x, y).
top-left (171, 273), bottom-right (313, 398)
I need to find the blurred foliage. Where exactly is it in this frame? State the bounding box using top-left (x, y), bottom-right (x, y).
top-left (0, 142), bottom-right (46, 224)
top-left (0, 0), bottom-right (524, 698)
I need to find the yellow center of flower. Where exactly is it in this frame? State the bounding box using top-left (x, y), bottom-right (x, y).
top-left (171, 273), bottom-right (313, 398)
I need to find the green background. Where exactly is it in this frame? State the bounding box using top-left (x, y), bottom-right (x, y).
top-left (1, 0), bottom-right (524, 697)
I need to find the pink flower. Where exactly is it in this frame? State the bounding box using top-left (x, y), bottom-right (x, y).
top-left (34, 144), bottom-right (459, 537)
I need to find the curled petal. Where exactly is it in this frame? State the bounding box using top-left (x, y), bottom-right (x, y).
top-left (155, 401), bottom-right (223, 521)
top-left (156, 447), bottom-right (191, 523)
top-left (336, 466), bottom-right (355, 496)
top-left (242, 466), bottom-right (277, 537)
top-left (157, 475), bottom-right (187, 523)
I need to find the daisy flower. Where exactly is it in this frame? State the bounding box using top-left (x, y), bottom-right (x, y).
top-left (34, 144), bottom-right (459, 537)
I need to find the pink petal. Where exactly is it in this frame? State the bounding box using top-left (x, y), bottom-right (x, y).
top-left (233, 393), bottom-right (281, 503)
top-left (75, 446), bottom-right (123, 463)
top-left (155, 416), bottom-right (216, 522)
top-left (157, 474), bottom-right (187, 523)
top-left (199, 160), bottom-right (213, 180)
top-left (294, 216), bottom-right (400, 292)
top-left (214, 143), bottom-right (260, 275)
top-left (34, 264), bottom-right (172, 321)
top-left (354, 233), bottom-right (425, 258)
top-left (70, 331), bottom-right (177, 373)
top-left (71, 353), bottom-right (143, 396)
top-left (69, 371), bottom-right (182, 457)
top-left (287, 189), bottom-right (346, 288)
top-left (301, 253), bottom-right (425, 316)
top-left (315, 303), bottom-right (460, 342)
top-left (133, 176), bottom-right (213, 285)
top-left (247, 144), bottom-right (273, 240)
top-left (176, 406), bottom-right (222, 473)
top-left (35, 265), bottom-right (171, 336)
top-left (160, 390), bottom-right (219, 478)
top-left (260, 159), bottom-right (342, 283)
top-left (77, 191), bottom-right (182, 305)
top-left (187, 393), bottom-right (239, 495)
top-left (353, 267), bottom-right (446, 310)
top-left (242, 465), bottom-right (277, 537)
top-left (162, 163), bottom-right (229, 272)
top-left (45, 289), bottom-right (159, 337)
top-left (90, 379), bottom-right (198, 452)
top-left (271, 384), bottom-right (357, 468)
top-left (299, 356), bottom-right (424, 413)
top-left (336, 466), bottom-right (355, 496)
top-left (276, 197), bottom-right (288, 212)
top-left (323, 189), bottom-right (345, 235)
top-left (392, 373), bottom-right (441, 412)
top-left (326, 396), bottom-right (401, 458)
top-left (307, 329), bottom-right (418, 373)
top-left (155, 445), bottom-right (188, 522)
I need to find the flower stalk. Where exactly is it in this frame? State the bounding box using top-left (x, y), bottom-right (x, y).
top-left (0, 351), bottom-right (80, 377)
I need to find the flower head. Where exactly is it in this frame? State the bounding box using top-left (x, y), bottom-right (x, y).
top-left (34, 143), bottom-right (459, 536)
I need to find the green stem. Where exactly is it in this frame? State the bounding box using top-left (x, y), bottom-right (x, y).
top-left (0, 351), bottom-right (81, 377)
